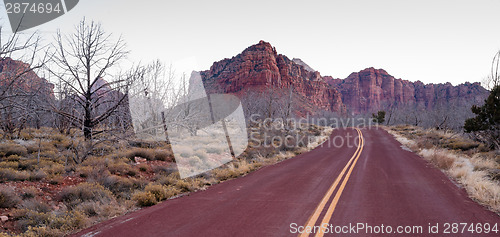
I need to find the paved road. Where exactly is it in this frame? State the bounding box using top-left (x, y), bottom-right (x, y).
top-left (74, 128), bottom-right (500, 237)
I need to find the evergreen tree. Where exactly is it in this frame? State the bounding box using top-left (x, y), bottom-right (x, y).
top-left (464, 85), bottom-right (500, 149)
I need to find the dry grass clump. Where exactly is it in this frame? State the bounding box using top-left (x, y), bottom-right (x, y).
top-left (132, 191), bottom-right (157, 207)
top-left (388, 126), bottom-right (500, 213)
top-left (132, 182), bottom-right (180, 207)
top-left (100, 175), bottom-right (144, 199)
top-left (0, 143), bottom-right (27, 157)
top-left (13, 208), bottom-right (88, 233)
top-left (59, 183), bottom-right (115, 210)
top-left (420, 149), bottom-right (456, 170)
top-left (0, 122), bottom-right (332, 236)
top-left (0, 168), bottom-right (30, 181)
top-left (119, 148), bottom-right (174, 162)
top-left (0, 186), bottom-right (21, 208)
top-left (20, 186), bottom-right (38, 200)
top-left (390, 125), bottom-right (483, 152)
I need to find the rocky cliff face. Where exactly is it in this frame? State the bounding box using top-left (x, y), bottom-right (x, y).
top-left (200, 40), bottom-right (344, 115)
top-left (0, 57), bottom-right (54, 99)
top-left (198, 41), bottom-right (488, 117)
top-left (327, 67), bottom-right (488, 114)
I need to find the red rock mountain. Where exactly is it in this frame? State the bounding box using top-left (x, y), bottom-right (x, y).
top-left (0, 57), bottom-right (54, 99)
top-left (200, 40), bottom-right (344, 114)
top-left (327, 68), bottom-right (488, 114)
top-left (199, 41), bottom-right (489, 116)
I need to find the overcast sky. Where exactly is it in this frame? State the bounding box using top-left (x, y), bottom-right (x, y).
top-left (1, 0), bottom-right (500, 85)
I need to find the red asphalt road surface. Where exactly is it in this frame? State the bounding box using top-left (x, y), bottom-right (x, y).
top-left (74, 128), bottom-right (500, 237)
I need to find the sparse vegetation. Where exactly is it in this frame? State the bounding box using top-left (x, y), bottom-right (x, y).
top-left (372, 110), bottom-right (386, 124)
top-left (0, 122), bottom-right (331, 236)
top-left (388, 125), bottom-right (500, 213)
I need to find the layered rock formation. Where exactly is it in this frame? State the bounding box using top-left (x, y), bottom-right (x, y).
top-left (198, 41), bottom-right (488, 117)
top-left (0, 57), bottom-right (54, 99)
top-left (327, 67), bottom-right (488, 114)
top-left (200, 40), bottom-right (344, 115)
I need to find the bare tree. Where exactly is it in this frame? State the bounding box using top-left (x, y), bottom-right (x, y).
top-left (50, 19), bottom-right (131, 141)
top-left (0, 23), bottom-right (51, 138)
top-left (129, 61), bottom-right (181, 139)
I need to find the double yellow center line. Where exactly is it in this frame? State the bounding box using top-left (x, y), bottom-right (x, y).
top-left (299, 128), bottom-right (365, 237)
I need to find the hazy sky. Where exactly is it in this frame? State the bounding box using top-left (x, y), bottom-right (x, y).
top-left (1, 0), bottom-right (500, 85)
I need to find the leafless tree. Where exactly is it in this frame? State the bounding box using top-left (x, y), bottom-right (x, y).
top-left (129, 61), bottom-right (181, 139)
top-left (0, 23), bottom-right (51, 138)
top-left (483, 50), bottom-right (500, 90)
top-left (50, 19), bottom-right (131, 141)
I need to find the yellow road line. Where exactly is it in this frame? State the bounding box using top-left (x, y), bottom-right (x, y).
top-left (299, 128), bottom-right (363, 237)
top-left (315, 129), bottom-right (364, 237)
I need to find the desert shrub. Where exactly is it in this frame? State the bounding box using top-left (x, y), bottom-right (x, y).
top-left (18, 130), bottom-right (35, 140)
top-left (48, 176), bottom-right (63, 185)
top-left (144, 183), bottom-right (168, 201)
top-left (154, 172), bottom-right (178, 186)
top-left (100, 175), bottom-right (137, 198)
top-left (0, 161), bottom-right (19, 169)
top-left (205, 144), bottom-right (225, 154)
top-left (4, 154), bottom-right (21, 162)
top-left (92, 142), bottom-right (116, 156)
top-left (18, 159), bottom-right (38, 171)
top-left (41, 162), bottom-right (65, 176)
top-left (444, 140), bottom-right (480, 151)
top-left (14, 209), bottom-right (88, 232)
top-left (21, 186), bottom-right (38, 200)
top-left (154, 149), bottom-right (173, 161)
top-left (164, 185), bottom-right (181, 198)
top-left (59, 183), bottom-right (115, 209)
top-left (25, 144), bottom-right (39, 154)
top-left (174, 145), bottom-right (194, 158)
top-left (23, 226), bottom-right (65, 237)
top-left (137, 164), bottom-right (149, 172)
top-left (108, 161), bottom-right (132, 175)
top-left (421, 149), bottom-right (456, 170)
top-left (174, 178), bottom-right (203, 192)
top-left (0, 168), bottom-right (30, 181)
top-left (38, 150), bottom-right (58, 161)
top-left (124, 148), bottom-right (155, 161)
top-left (76, 159), bottom-right (111, 180)
top-left (152, 166), bottom-right (176, 176)
top-left (74, 200), bottom-right (127, 219)
top-left (0, 143), bottom-right (27, 157)
top-left (212, 167), bottom-right (240, 182)
top-left (132, 191), bottom-right (157, 207)
top-left (50, 134), bottom-right (72, 149)
top-left (29, 170), bottom-right (47, 181)
top-left (193, 149), bottom-right (208, 160)
top-left (19, 199), bottom-right (52, 213)
top-left (0, 186), bottom-right (21, 208)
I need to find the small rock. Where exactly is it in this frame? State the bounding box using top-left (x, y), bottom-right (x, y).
top-left (134, 156), bottom-right (147, 163)
top-left (0, 216), bottom-right (8, 222)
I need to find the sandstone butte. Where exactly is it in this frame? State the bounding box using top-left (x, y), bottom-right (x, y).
top-left (199, 40), bottom-right (488, 115)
